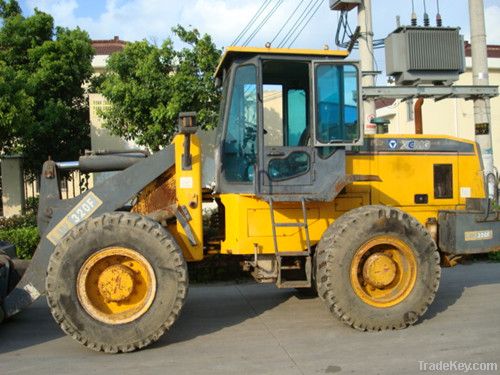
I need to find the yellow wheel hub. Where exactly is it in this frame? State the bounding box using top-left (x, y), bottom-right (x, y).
top-left (362, 253), bottom-right (397, 288)
top-left (97, 265), bottom-right (135, 302)
top-left (77, 247), bottom-right (156, 325)
top-left (350, 236), bottom-right (417, 308)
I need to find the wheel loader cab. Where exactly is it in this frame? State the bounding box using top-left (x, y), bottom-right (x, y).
top-left (214, 47), bottom-right (361, 200)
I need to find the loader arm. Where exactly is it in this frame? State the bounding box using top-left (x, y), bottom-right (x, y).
top-left (2, 146), bottom-right (175, 318)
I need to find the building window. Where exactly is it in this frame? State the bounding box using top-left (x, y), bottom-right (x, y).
top-left (406, 99), bottom-right (414, 121)
top-left (91, 99), bottom-right (110, 117)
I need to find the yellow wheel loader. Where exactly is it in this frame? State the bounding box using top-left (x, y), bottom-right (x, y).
top-left (0, 47), bottom-right (499, 353)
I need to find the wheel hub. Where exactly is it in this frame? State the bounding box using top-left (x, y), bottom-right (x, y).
top-left (362, 253), bottom-right (397, 288)
top-left (350, 236), bottom-right (418, 308)
top-left (77, 247), bottom-right (156, 325)
top-left (98, 264), bottom-right (135, 302)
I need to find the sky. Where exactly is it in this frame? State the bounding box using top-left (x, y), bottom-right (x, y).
top-left (18, 0), bottom-right (500, 80)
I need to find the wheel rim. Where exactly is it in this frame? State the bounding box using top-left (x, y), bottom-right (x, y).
top-left (350, 236), bottom-right (417, 308)
top-left (77, 247), bottom-right (156, 325)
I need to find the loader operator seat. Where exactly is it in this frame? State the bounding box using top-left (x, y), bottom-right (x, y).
top-left (223, 118), bottom-right (256, 182)
top-left (298, 128), bottom-right (310, 146)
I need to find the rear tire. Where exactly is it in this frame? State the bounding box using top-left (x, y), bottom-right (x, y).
top-left (316, 205), bottom-right (440, 330)
top-left (46, 212), bottom-right (188, 353)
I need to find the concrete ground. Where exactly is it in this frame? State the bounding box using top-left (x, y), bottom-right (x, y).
top-left (0, 262), bottom-right (499, 375)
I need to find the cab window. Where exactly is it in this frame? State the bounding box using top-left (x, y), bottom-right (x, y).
top-left (222, 65), bottom-right (257, 183)
top-left (315, 64), bottom-right (359, 144)
top-left (262, 61), bottom-right (309, 147)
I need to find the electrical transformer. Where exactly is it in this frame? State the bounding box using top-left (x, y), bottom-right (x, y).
top-left (329, 0), bottom-right (361, 11)
top-left (385, 26), bottom-right (465, 86)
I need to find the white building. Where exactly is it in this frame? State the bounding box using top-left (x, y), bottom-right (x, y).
top-left (89, 36), bottom-right (139, 153)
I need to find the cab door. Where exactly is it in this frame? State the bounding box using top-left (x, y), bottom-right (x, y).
top-left (258, 73), bottom-right (315, 195)
top-left (258, 60), bottom-right (362, 199)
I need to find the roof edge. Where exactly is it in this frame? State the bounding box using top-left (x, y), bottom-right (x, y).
top-left (215, 46), bottom-right (349, 78)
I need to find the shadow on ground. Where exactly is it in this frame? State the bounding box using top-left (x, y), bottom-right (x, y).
top-left (0, 300), bottom-right (64, 354)
top-left (154, 282), bottom-right (296, 348)
top-left (421, 262), bottom-right (500, 322)
top-left (0, 263), bottom-right (498, 354)
top-left (0, 281), bottom-right (296, 354)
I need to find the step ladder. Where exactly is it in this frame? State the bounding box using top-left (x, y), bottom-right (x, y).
top-left (268, 197), bottom-right (312, 288)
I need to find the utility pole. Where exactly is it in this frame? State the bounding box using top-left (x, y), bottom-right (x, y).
top-left (468, 0), bottom-right (495, 197)
top-left (358, 0), bottom-right (376, 134)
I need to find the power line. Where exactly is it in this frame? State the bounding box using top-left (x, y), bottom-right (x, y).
top-left (242, 0), bottom-right (285, 46)
top-left (232, 0), bottom-right (272, 46)
top-left (232, 0), bottom-right (272, 45)
top-left (334, 9), bottom-right (384, 50)
top-left (270, 0), bottom-right (304, 46)
top-left (335, 10), bottom-right (354, 47)
top-left (287, 0), bottom-right (324, 47)
top-left (278, 0), bottom-right (316, 48)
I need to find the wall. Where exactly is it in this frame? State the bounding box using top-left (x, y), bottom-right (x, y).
top-left (0, 156), bottom-right (25, 217)
top-left (89, 93), bottom-right (139, 152)
top-left (88, 93), bottom-right (142, 185)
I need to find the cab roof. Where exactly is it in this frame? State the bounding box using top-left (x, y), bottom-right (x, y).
top-left (214, 46), bottom-right (349, 78)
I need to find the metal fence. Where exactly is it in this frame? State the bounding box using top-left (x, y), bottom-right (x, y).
top-left (0, 160), bottom-right (90, 218)
top-left (24, 171), bottom-right (90, 201)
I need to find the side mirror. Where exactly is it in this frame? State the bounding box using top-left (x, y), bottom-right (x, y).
top-left (178, 112), bottom-right (198, 135)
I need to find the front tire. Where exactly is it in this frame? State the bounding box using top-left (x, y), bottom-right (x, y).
top-left (46, 212), bottom-right (188, 353)
top-left (316, 205), bottom-right (440, 331)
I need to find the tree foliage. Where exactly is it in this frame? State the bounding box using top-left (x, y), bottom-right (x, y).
top-left (0, 0), bottom-right (21, 18)
top-left (0, 1), bottom-right (93, 175)
top-left (99, 26), bottom-right (222, 150)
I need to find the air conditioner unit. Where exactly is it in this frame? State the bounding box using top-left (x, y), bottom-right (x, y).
top-left (385, 26), bottom-right (465, 86)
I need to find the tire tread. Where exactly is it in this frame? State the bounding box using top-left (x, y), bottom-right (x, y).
top-left (46, 212), bottom-right (188, 353)
top-left (316, 205), bottom-right (441, 331)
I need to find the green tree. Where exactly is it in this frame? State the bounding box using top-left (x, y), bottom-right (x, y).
top-left (0, 1), bottom-right (93, 175)
top-left (0, 0), bottom-right (21, 18)
top-left (99, 26), bottom-right (222, 151)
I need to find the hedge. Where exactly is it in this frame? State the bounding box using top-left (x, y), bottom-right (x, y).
top-left (0, 212), bottom-right (37, 230)
top-left (0, 227), bottom-right (39, 259)
top-left (489, 252), bottom-right (500, 261)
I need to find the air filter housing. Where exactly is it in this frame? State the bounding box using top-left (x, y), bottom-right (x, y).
top-left (385, 26), bottom-right (465, 85)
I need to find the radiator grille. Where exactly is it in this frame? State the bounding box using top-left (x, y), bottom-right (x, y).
top-left (407, 29), bottom-right (463, 71)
